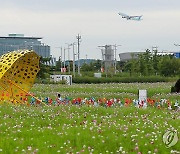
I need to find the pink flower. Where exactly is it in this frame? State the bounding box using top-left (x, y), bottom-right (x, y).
top-left (135, 146), bottom-right (139, 151)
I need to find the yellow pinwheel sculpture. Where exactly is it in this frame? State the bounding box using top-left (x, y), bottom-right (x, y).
top-left (0, 50), bottom-right (40, 103)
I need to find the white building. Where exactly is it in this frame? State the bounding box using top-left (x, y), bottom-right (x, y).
top-left (50, 75), bottom-right (72, 85)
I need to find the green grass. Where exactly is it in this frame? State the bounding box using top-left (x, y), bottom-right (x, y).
top-left (0, 105), bottom-right (179, 153)
top-left (0, 82), bottom-right (179, 153)
top-left (31, 82), bottom-right (180, 101)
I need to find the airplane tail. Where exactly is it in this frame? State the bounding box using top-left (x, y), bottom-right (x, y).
top-left (139, 15), bottom-right (143, 20)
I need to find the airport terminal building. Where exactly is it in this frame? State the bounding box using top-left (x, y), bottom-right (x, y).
top-left (0, 34), bottom-right (50, 57)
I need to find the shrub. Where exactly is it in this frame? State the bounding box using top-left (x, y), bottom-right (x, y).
top-left (72, 76), bottom-right (174, 84)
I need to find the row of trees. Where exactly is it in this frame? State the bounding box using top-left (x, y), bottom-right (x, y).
top-left (124, 49), bottom-right (180, 77)
top-left (37, 49), bottom-right (180, 78)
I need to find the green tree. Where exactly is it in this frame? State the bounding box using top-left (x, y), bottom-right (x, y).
top-left (81, 63), bottom-right (93, 72)
top-left (55, 57), bottom-right (62, 71)
top-left (138, 53), bottom-right (148, 76)
top-left (160, 56), bottom-right (180, 76)
top-left (37, 57), bottom-right (50, 79)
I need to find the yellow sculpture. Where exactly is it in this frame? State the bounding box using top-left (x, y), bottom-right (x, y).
top-left (0, 50), bottom-right (40, 104)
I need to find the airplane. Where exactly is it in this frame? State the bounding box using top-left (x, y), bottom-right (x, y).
top-left (118, 12), bottom-right (143, 21)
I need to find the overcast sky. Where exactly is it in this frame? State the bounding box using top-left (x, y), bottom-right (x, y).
top-left (0, 0), bottom-right (180, 60)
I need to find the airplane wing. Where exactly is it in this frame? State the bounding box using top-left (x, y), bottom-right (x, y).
top-left (118, 12), bottom-right (129, 17)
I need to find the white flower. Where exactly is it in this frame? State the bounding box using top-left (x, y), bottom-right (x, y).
top-left (119, 147), bottom-right (123, 151)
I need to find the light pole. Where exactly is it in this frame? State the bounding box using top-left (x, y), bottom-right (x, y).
top-left (56, 47), bottom-right (63, 70)
top-left (76, 34), bottom-right (81, 75)
top-left (113, 44), bottom-right (121, 74)
top-left (66, 43), bottom-right (72, 74)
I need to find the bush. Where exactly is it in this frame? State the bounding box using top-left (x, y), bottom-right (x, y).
top-left (72, 76), bottom-right (174, 84)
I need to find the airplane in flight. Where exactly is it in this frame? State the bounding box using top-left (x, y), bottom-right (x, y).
top-left (118, 12), bottom-right (143, 21)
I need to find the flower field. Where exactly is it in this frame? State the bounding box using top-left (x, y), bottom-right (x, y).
top-left (31, 82), bottom-right (180, 101)
top-left (0, 82), bottom-right (179, 153)
top-left (0, 105), bottom-right (179, 153)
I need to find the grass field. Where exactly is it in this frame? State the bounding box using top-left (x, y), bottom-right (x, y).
top-left (0, 105), bottom-right (179, 153)
top-left (31, 82), bottom-right (180, 101)
top-left (0, 82), bottom-right (179, 153)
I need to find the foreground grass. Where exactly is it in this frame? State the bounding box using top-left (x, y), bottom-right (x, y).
top-left (0, 105), bottom-right (179, 153)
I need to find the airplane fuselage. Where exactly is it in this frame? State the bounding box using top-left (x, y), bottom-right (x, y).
top-left (118, 12), bottom-right (142, 21)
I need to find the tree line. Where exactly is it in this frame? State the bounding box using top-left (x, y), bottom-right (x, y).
top-left (37, 49), bottom-right (180, 79)
top-left (124, 49), bottom-right (180, 77)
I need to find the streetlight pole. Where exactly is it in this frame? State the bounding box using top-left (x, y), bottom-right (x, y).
top-left (66, 43), bottom-right (72, 74)
top-left (76, 34), bottom-right (81, 75)
top-left (72, 42), bottom-right (76, 77)
top-left (55, 46), bottom-right (63, 70)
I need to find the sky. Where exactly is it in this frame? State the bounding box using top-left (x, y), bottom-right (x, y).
top-left (0, 0), bottom-right (180, 60)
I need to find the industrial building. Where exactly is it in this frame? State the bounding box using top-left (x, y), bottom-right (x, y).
top-left (101, 45), bottom-right (115, 73)
top-left (0, 34), bottom-right (50, 57)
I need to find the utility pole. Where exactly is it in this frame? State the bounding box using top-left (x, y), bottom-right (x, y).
top-left (113, 44), bottom-right (121, 74)
top-left (72, 42), bottom-right (76, 77)
top-left (76, 34), bottom-right (81, 75)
